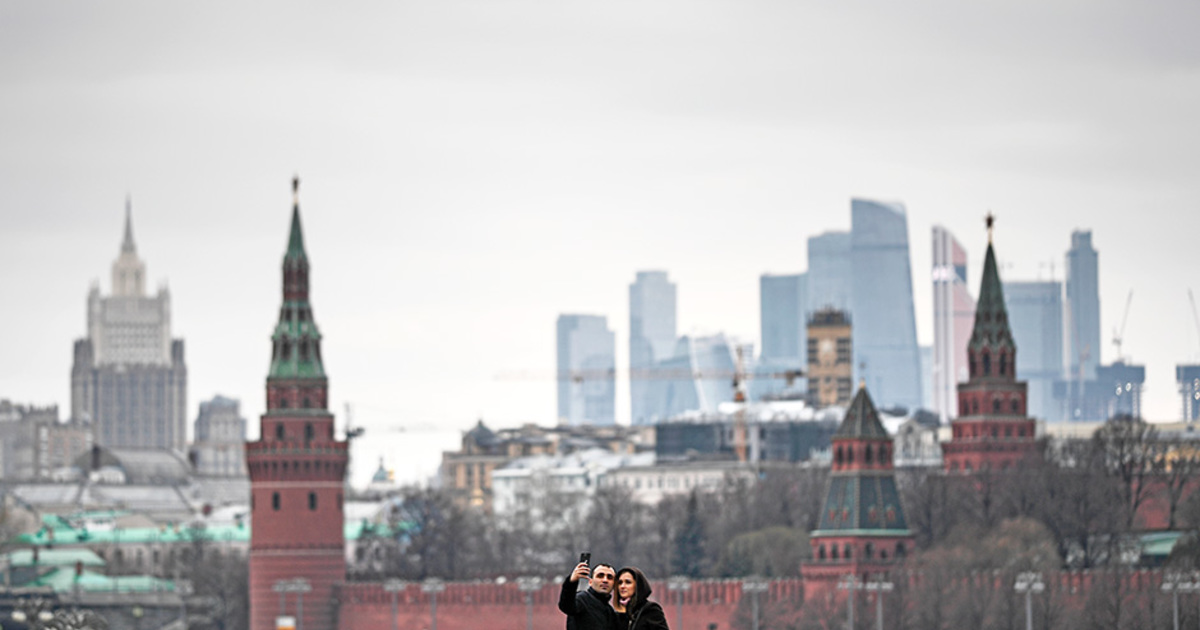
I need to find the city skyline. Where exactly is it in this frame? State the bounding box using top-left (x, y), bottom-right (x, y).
top-left (3, 2), bottom-right (1199, 485)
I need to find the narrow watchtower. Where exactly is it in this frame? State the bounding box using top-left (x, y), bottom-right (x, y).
top-left (246, 178), bottom-right (348, 630)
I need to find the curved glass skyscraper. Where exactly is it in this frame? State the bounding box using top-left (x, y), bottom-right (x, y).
top-left (850, 199), bottom-right (923, 411)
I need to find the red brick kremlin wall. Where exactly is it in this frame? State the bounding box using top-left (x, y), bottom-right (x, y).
top-left (337, 569), bottom-right (1196, 630)
top-left (336, 579), bottom-right (803, 630)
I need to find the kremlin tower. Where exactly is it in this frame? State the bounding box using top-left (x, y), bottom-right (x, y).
top-left (942, 216), bottom-right (1037, 472)
top-left (802, 385), bottom-right (913, 597)
top-left (246, 179), bottom-right (349, 630)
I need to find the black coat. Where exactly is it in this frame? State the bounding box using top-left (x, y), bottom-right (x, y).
top-left (559, 576), bottom-right (617, 630)
top-left (615, 567), bottom-right (670, 630)
top-left (619, 601), bottom-right (669, 630)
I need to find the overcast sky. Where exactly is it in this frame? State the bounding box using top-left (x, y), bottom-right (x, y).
top-left (3, 1), bottom-right (1199, 486)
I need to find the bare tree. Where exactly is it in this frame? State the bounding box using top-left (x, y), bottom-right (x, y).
top-left (1093, 415), bottom-right (1159, 530)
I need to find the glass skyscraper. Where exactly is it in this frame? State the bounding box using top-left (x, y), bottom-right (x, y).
top-left (931, 225), bottom-right (975, 422)
top-left (646, 334), bottom-right (738, 421)
top-left (1066, 230), bottom-right (1100, 381)
top-left (556, 314), bottom-right (616, 425)
top-left (1005, 281), bottom-right (1065, 422)
top-left (629, 271), bottom-right (677, 425)
top-left (760, 273), bottom-right (808, 364)
top-left (850, 199), bottom-right (923, 411)
top-left (807, 232), bottom-right (852, 314)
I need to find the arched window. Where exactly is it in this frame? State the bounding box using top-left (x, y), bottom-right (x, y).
top-left (844, 544), bottom-right (852, 560)
top-left (1012, 399), bottom-right (1021, 414)
top-left (993, 399), bottom-right (1002, 413)
top-left (308, 492), bottom-right (318, 511)
top-left (864, 445), bottom-right (873, 464)
top-left (999, 353), bottom-right (1008, 376)
top-left (865, 543), bottom-right (874, 559)
top-left (819, 545), bottom-right (826, 560)
top-left (272, 492), bottom-right (281, 510)
top-left (305, 423), bottom-right (314, 441)
top-left (832, 546), bottom-right (839, 560)
top-left (982, 352), bottom-right (991, 375)
top-left (835, 447), bottom-right (843, 465)
top-left (896, 543), bottom-right (906, 558)
top-left (275, 424), bottom-right (285, 440)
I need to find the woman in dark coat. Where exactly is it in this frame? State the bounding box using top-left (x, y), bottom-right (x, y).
top-left (612, 566), bottom-right (670, 630)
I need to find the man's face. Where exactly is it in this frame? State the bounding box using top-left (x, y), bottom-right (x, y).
top-left (590, 565), bottom-right (615, 594)
top-left (616, 573), bottom-right (636, 600)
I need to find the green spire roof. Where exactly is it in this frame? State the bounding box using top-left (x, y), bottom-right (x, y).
top-left (286, 204), bottom-right (307, 261)
top-left (834, 385), bottom-right (890, 440)
top-left (968, 242), bottom-right (1015, 351)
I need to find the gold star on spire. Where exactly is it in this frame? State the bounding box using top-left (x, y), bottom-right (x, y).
top-left (986, 212), bottom-right (995, 243)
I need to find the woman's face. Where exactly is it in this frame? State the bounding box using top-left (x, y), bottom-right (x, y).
top-left (617, 573), bottom-right (637, 600)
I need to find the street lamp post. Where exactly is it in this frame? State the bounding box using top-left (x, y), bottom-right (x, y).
top-left (177, 579), bottom-right (193, 627)
top-left (861, 576), bottom-right (894, 630)
top-left (1162, 571), bottom-right (1200, 630)
top-left (273, 578), bottom-right (312, 630)
top-left (838, 575), bottom-right (861, 630)
top-left (423, 577), bottom-right (447, 630)
top-left (517, 576), bottom-right (544, 630)
top-left (1014, 572), bottom-right (1045, 630)
top-left (383, 579), bottom-right (407, 630)
top-left (742, 576), bottom-right (770, 630)
top-left (668, 576), bottom-right (691, 630)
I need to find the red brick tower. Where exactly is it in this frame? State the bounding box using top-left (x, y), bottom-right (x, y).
top-left (246, 178), bottom-right (348, 630)
top-left (802, 385), bottom-right (913, 598)
top-left (942, 216), bottom-right (1037, 473)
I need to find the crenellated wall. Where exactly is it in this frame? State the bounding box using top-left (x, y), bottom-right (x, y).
top-left (336, 578), bottom-right (804, 630)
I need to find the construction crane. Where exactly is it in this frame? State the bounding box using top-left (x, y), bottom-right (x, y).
top-left (1111, 290), bottom-right (1134, 363)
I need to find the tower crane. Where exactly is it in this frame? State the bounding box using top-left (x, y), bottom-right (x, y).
top-left (1111, 290), bottom-right (1134, 363)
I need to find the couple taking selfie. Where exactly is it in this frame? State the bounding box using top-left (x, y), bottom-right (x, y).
top-left (558, 554), bottom-right (669, 630)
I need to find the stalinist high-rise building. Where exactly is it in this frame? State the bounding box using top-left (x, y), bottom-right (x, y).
top-left (71, 200), bottom-right (187, 451)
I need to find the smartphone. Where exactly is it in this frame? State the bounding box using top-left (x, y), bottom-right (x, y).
top-left (580, 552), bottom-right (591, 566)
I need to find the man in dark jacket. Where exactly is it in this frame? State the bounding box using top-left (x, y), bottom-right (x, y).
top-left (558, 559), bottom-right (617, 630)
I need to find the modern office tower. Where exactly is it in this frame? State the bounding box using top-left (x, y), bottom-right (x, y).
top-left (1066, 230), bottom-right (1101, 381)
top-left (807, 232), bottom-right (852, 314)
top-left (1054, 361), bottom-right (1146, 422)
top-left (806, 308), bottom-right (853, 408)
top-left (1178, 365), bottom-right (1200, 422)
top-left (191, 395), bottom-right (247, 477)
top-left (629, 271), bottom-right (677, 425)
top-left (931, 226), bottom-right (975, 422)
top-left (760, 273), bottom-right (808, 364)
top-left (850, 199), bottom-right (923, 412)
top-left (71, 201), bottom-right (187, 451)
top-left (1098, 362), bottom-right (1145, 419)
top-left (647, 334), bottom-right (738, 421)
top-left (757, 273), bottom-right (808, 400)
top-left (246, 179), bottom-right (347, 630)
top-left (556, 314), bottom-right (616, 425)
top-left (1005, 281), bottom-right (1065, 422)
